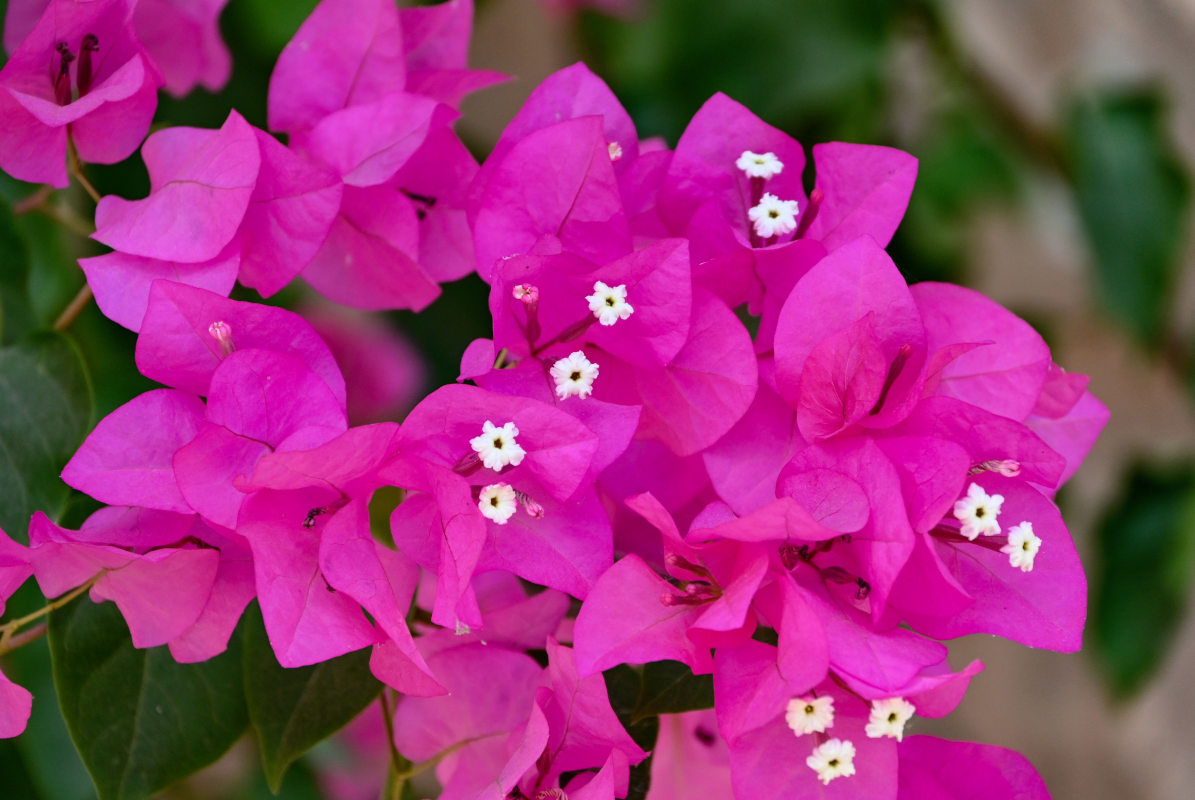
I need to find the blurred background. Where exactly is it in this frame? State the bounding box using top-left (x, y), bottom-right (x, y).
top-left (3, 0), bottom-right (1195, 797)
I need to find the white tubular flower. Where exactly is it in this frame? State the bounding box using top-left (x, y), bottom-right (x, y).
top-left (469, 420), bottom-right (527, 471)
top-left (1001, 521), bottom-right (1042, 572)
top-left (608, 141), bottom-right (624, 161)
top-left (952, 482), bottom-right (1004, 540)
top-left (865, 697), bottom-right (916, 741)
top-left (478, 483), bottom-right (517, 525)
top-left (748, 192), bottom-right (799, 239)
top-left (785, 695), bottom-right (835, 737)
top-left (736, 150), bottom-right (784, 179)
top-left (550, 351), bottom-right (600, 400)
top-left (586, 281), bottom-right (634, 326)
top-left (806, 738), bottom-right (856, 785)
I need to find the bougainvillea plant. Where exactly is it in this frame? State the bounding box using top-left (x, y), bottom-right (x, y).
top-left (0, 1), bottom-right (1107, 798)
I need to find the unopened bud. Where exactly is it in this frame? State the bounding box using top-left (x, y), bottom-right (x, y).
top-left (516, 491), bottom-right (545, 520)
top-left (208, 320), bottom-right (235, 357)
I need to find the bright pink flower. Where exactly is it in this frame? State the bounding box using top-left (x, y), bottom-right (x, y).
top-left (659, 93), bottom-right (916, 308)
top-left (27, 510), bottom-right (221, 649)
top-left (646, 710), bottom-right (735, 800)
top-left (61, 388), bottom-right (206, 513)
top-left (574, 493), bottom-right (771, 676)
top-left (473, 116), bottom-right (631, 280)
top-left (132, 0), bottom-right (230, 96)
top-left (300, 300), bottom-right (429, 424)
top-left (0, 528), bottom-right (32, 614)
top-left (135, 280), bottom-right (347, 403)
top-left (896, 736), bottom-right (1051, 799)
top-left (84, 113), bottom-right (343, 329)
top-left (0, 0), bottom-right (162, 186)
top-left (4, 0), bottom-right (230, 98)
top-left (0, 666), bottom-right (32, 739)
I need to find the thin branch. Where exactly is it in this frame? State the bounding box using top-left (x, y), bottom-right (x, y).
top-left (67, 135), bottom-right (102, 203)
top-left (53, 283), bottom-right (94, 331)
top-left (0, 623), bottom-right (47, 656)
top-left (0, 574), bottom-right (100, 651)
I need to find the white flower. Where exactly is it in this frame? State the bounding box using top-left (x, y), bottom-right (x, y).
top-left (785, 695), bottom-right (835, 737)
top-left (952, 482), bottom-right (1004, 540)
top-left (865, 697), bottom-right (916, 741)
top-left (550, 351), bottom-right (600, 400)
top-left (1001, 521), bottom-right (1042, 572)
top-left (608, 141), bottom-right (624, 162)
top-left (747, 192), bottom-right (799, 239)
top-left (478, 483), bottom-right (517, 525)
top-left (736, 150), bottom-right (784, 179)
top-left (469, 420), bottom-right (527, 471)
top-left (586, 281), bottom-right (634, 326)
top-left (806, 738), bottom-right (856, 785)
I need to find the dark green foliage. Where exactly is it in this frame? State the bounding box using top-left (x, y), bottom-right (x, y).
top-left (1067, 90), bottom-right (1190, 346)
top-left (1092, 462), bottom-right (1195, 697)
top-left (49, 597), bottom-right (248, 800)
top-left (241, 605), bottom-right (382, 793)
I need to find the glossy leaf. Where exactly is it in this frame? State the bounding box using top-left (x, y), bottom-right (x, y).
top-left (1092, 462), bottom-right (1195, 696)
top-left (602, 665), bottom-right (658, 800)
top-left (241, 604), bottom-right (382, 792)
top-left (0, 334), bottom-right (92, 538)
top-left (48, 596), bottom-right (247, 800)
top-left (632, 660), bottom-right (715, 723)
top-left (1067, 90), bottom-right (1190, 345)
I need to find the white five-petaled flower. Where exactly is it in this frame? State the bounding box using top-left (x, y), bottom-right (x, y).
top-left (608, 141), bottom-right (623, 161)
top-left (586, 281), bottom-right (634, 326)
top-left (785, 695), bottom-right (835, 737)
top-left (747, 192), bottom-right (799, 239)
top-left (806, 738), bottom-right (856, 785)
top-left (952, 482), bottom-right (1004, 540)
top-left (478, 483), bottom-right (517, 525)
top-left (865, 697), bottom-right (916, 741)
top-left (469, 420), bottom-right (527, 471)
top-left (1001, 521), bottom-right (1041, 572)
top-left (736, 150), bottom-right (784, 179)
top-left (550, 351), bottom-right (600, 400)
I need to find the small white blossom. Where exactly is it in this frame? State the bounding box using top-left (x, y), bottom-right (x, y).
top-left (586, 281), bottom-right (634, 326)
top-left (865, 697), bottom-right (916, 741)
top-left (608, 141), bottom-right (624, 161)
top-left (478, 483), bottom-right (517, 524)
top-left (785, 695), bottom-right (835, 737)
top-left (952, 482), bottom-right (1004, 540)
top-left (469, 420), bottom-right (527, 471)
top-left (1001, 521), bottom-right (1041, 572)
top-left (806, 738), bottom-right (856, 785)
top-left (736, 150), bottom-right (784, 179)
top-left (550, 351), bottom-right (600, 400)
top-left (748, 192), bottom-right (799, 239)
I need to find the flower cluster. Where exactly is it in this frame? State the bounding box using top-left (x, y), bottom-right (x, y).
top-left (0, 1), bottom-right (1107, 798)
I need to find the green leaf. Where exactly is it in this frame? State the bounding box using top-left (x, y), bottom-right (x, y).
top-left (1066, 90), bottom-right (1191, 345)
top-left (48, 596), bottom-right (248, 800)
top-left (602, 665), bottom-right (657, 800)
top-left (0, 197), bottom-right (34, 344)
top-left (0, 333), bottom-right (92, 539)
top-left (1091, 462), bottom-right (1195, 697)
top-left (241, 604), bottom-right (382, 793)
top-left (631, 660), bottom-right (715, 723)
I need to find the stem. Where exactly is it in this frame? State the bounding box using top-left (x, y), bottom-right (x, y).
top-left (53, 283), bottom-right (94, 331)
top-left (67, 135), bottom-right (102, 203)
top-left (0, 574), bottom-right (99, 651)
top-left (0, 623), bottom-right (47, 656)
top-left (379, 690), bottom-right (404, 800)
top-left (27, 199), bottom-right (95, 238)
